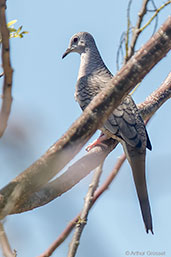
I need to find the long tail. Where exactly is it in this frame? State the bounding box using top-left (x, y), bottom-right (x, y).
top-left (124, 144), bottom-right (153, 234)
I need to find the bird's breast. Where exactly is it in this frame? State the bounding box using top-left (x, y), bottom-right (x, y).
top-left (75, 76), bottom-right (95, 110)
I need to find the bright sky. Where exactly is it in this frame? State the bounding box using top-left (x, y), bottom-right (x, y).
top-left (0, 1), bottom-right (171, 256)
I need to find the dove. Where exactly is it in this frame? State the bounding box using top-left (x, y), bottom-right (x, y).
top-left (62, 32), bottom-right (153, 234)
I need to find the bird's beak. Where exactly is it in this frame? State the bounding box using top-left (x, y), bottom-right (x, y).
top-left (62, 47), bottom-right (72, 59)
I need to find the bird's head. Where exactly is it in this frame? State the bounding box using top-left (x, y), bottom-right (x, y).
top-left (62, 32), bottom-right (95, 59)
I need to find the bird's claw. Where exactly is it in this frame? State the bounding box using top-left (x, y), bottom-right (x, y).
top-left (86, 134), bottom-right (108, 152)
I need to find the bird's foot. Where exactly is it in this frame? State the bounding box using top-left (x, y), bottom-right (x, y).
top-left (86, 133), bottom-right (108, 152)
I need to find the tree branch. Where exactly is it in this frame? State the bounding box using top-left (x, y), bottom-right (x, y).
top-left (10, 71), bottom-right (171, 215)
top-left (139, 1), bottom-right (171, 33)
top-left (0, 17), bottom-right (170, 218)
top-left (0, 0), bottom-right (13, 137)
top-left (126, 0), bottom-right (149, 62)
top-left (0, 222), bottom-right (16, 257)
top-left (125, 0), bottom-right (133, 61)
top-left (67, 164), bottom-right (103, 257)
top-left (126, 0), bottom-right (171, 62)
top-left (12, 140), bottom-right (117, 214)
top-left (138, 72), bottom-right (171, 120)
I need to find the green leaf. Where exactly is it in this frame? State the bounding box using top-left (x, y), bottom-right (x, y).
top-left (17, 25), bottom-right (23, 34)
top-left (7, 20), bottom-right (17, 27)
top-left (7, 20), bottom-right (29, 40)
top-left (8, 28), bottom-right (17, 32)
top-left (22, 31), bottom-right (29, 34)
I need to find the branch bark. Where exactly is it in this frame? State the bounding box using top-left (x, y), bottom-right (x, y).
top-left (0, 17), bottom-right (170, 218)
top-left (0, 0), bottom-right (13, 137)
top-left (13, 140), bottom-right (117, 214)
top-left (138, 72), bottom-right (171, 120)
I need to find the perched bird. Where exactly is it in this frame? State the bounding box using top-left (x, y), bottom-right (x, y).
top-left (62, 32), bottom-right (153, 234)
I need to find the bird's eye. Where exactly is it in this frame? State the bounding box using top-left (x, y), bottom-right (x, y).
top-left (73, 37), bottom-right (78, 43)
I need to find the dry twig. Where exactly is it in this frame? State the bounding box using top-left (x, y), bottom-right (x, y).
top-left (0, 222), bottom-right (16, 257)
top-left (125, 0), bottom-right (133, 61)
top-left (67, 164), bottom-right (103, 257)
top-left (126, 0), bottom-right (149, 62)
top-left (139, 1), bottom-right (171, 33)
top-left (124, 0), bottom-right (171, 63)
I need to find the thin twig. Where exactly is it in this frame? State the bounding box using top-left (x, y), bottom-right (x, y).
top-left (126, 0), bottom-right (149, 62)
top-left (0, 222), bottom-right (16, 257)
top-left (67, 164), bottom-right (103, 257)
top-left (149, 0), bottom-right (158, 36)
top-left (116, 32), bottom-right (125, 70)
top-left (0, 0), bottom-right (13, 137)
top-left (139, 1), bottom-right (171, 32)
top-left (125, 0), bottom-right (133, 61)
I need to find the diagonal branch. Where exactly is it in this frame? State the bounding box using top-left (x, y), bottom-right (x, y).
top-left (0, 0), bottom-right (13, 137)
top-left (138, 72), bottom-right (171, 120)
top-left (10, 71), bottom-right (171, 215)
top-left (12, 140), bottom-right (117, 214)
top-left (0, 17), bottom-right (170, 218)
top-left (67, 164), bottom-right (103, 257)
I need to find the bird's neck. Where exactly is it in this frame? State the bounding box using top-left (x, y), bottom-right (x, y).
top-left (77, 47), bottom-right (105, 80)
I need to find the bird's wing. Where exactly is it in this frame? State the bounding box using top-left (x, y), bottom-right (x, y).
top-left (104, 96), bottom-right (151, 149)
top-left (76, 75), bottom-right (152, 150)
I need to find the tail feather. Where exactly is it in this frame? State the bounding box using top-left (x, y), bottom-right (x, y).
top-left (124, 143), bottom-right (153, 234)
